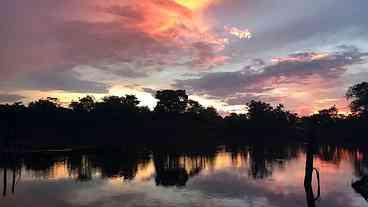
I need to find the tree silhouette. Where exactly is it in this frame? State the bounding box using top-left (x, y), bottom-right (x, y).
top-left (346, 82), bottom-right (368, 116)
top-left (154, 90), bottom-right (188, 114)
top-left (95, 95), bottom-right (140, 113)
top-left (200, 106), bottom-right (221, 121)
top-left (186, 100), bottom-right (221, 122)
top-left (28, 97), bottom-right (60, 113)
top-left (308, 106), bottom-right (339, 127)
top-left (186, 100), bottom-right (204, 115)
top-left (98, 96), bottom-right (125, 111)
top-left (0, 83), bottom-right (367, 146)
top-left (70, 96), bottom-right (96, 112)
top-left (247, 100), bottom-right (274, 121)
top-left (123, 95), bottom-right (140, 109)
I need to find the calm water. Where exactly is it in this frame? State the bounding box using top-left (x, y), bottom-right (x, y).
top-left (1, 144), bottom-right (367, 207)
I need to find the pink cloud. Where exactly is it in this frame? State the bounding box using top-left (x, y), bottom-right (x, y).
top-left (0, 0), bottom-right (231, 81)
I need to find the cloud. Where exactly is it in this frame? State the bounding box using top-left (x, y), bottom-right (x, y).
top-left (142, 88), bottom-right (158, 97)
top-left (0, 70), bottom-right (109, 94)
top-left (187, 42), bottom-right (230, 69)
top-left (0, 94), bottom-right (25, 103)
top-left (1, 0), bottom-right (368, 113)
top-left (0, 0), bottom-right (230, 82)
top-left (224, 26), bottom-right (252, 40)
top-left (175, 46), bottom-right (368, 114)
top-left (213, 0), bottom-right (368, 58)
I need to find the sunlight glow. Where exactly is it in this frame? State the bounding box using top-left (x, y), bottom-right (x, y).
top-left (225, 26), bottom-right (252, 40)
top-left (174, 0), bottom-right (220, 11)
top-left (271, 53), bottom-right (330, 63)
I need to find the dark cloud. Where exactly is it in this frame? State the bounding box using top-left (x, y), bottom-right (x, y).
top-left (98, 63), bottom-right (150, 79)
top-left (188, 42), bottom-right (229, 70)
top-left (0, 94), bottom-right (25, 103)
top-left (0, 0), bottom-right (88, 78)
top-left (175, 46), bottom-right (368, 107)
top-left (216, 0), bottom-right (368, 56)
top-left (142, 88), bottom-right (157, 96)
top-left (344, 72), bottom-right (368, 87)
top-left (0, 70), bottom-right (109, 94)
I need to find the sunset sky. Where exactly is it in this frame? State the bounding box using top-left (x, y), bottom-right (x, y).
top-left (1, 0), bottom-right (368, 115)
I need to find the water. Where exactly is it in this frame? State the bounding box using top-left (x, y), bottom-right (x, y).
top-left (0, 144), bottom-right (367, 207)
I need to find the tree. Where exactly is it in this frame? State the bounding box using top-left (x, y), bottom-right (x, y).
top-left (154, 90), bottom-right (188, 114)
top-left (101, 96), bottom-right (124, 106)
top-left (122, 95), bottom-right (140, 109)
top-left (95, 95), bottom-right (140, 112)
top-left (0, 102), bottom-right (26, 136)
top-left (200, 106), bottom-right (221, 122)
top-left (308, 106), bottom-right (339, 127)
top-left (273, 104), bottom-right (298, 125)
top-left (318, 106), bottom-right (338, 119)
top-left (28, 97), bottom-right (60, 113)
top-left (246, 100), bottom-right (274, 120)
top-left (186, 100), bottom-right (205, 115)
top-left (0, 102), bottom-right (26, 114)
top-left (346, 82), bottom-right (368, 116)
top-left (70, 96), bottom-right (95, 112)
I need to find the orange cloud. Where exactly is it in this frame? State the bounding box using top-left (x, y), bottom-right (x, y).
top-left (271, 52), bottom-right (330, 63)
top-left (225, 26), bottom-right (252, 40)
top-left (174, 0), bottom-right (221, 11)
top-left (91, 0), bottom-right (229, 69)
top-left (99, 1), bottom-right (226, 49)
top-left (266, 80), bottom-right (349, 115)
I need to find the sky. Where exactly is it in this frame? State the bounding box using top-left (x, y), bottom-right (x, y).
top-left (1, 0), bottom-right (368, 115)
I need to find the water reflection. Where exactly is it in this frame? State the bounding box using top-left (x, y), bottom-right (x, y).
top-left (1, 151), bottom-right (21, 197)
top-left (1, 144), bottom-right (368, 206)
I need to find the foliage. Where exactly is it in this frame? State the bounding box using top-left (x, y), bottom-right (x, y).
top-left (0, 83), bottom-right (368, 145)
top-left (346, 82), bottom-right (368, 116)
top-left (70, 96), bottom-right (95, 112)
top-left (28, 97), bottom-right (61, 113)
top-left (154, 90), bottom-right (188, 114)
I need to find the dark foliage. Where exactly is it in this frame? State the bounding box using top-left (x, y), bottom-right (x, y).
top-left (0, 83), bottom-right (368, 148)
top-left (347, 82), bottom-right (368, 116)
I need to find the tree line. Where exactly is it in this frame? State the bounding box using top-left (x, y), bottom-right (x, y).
top-left (0, 82), bottom-right (367, 147)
